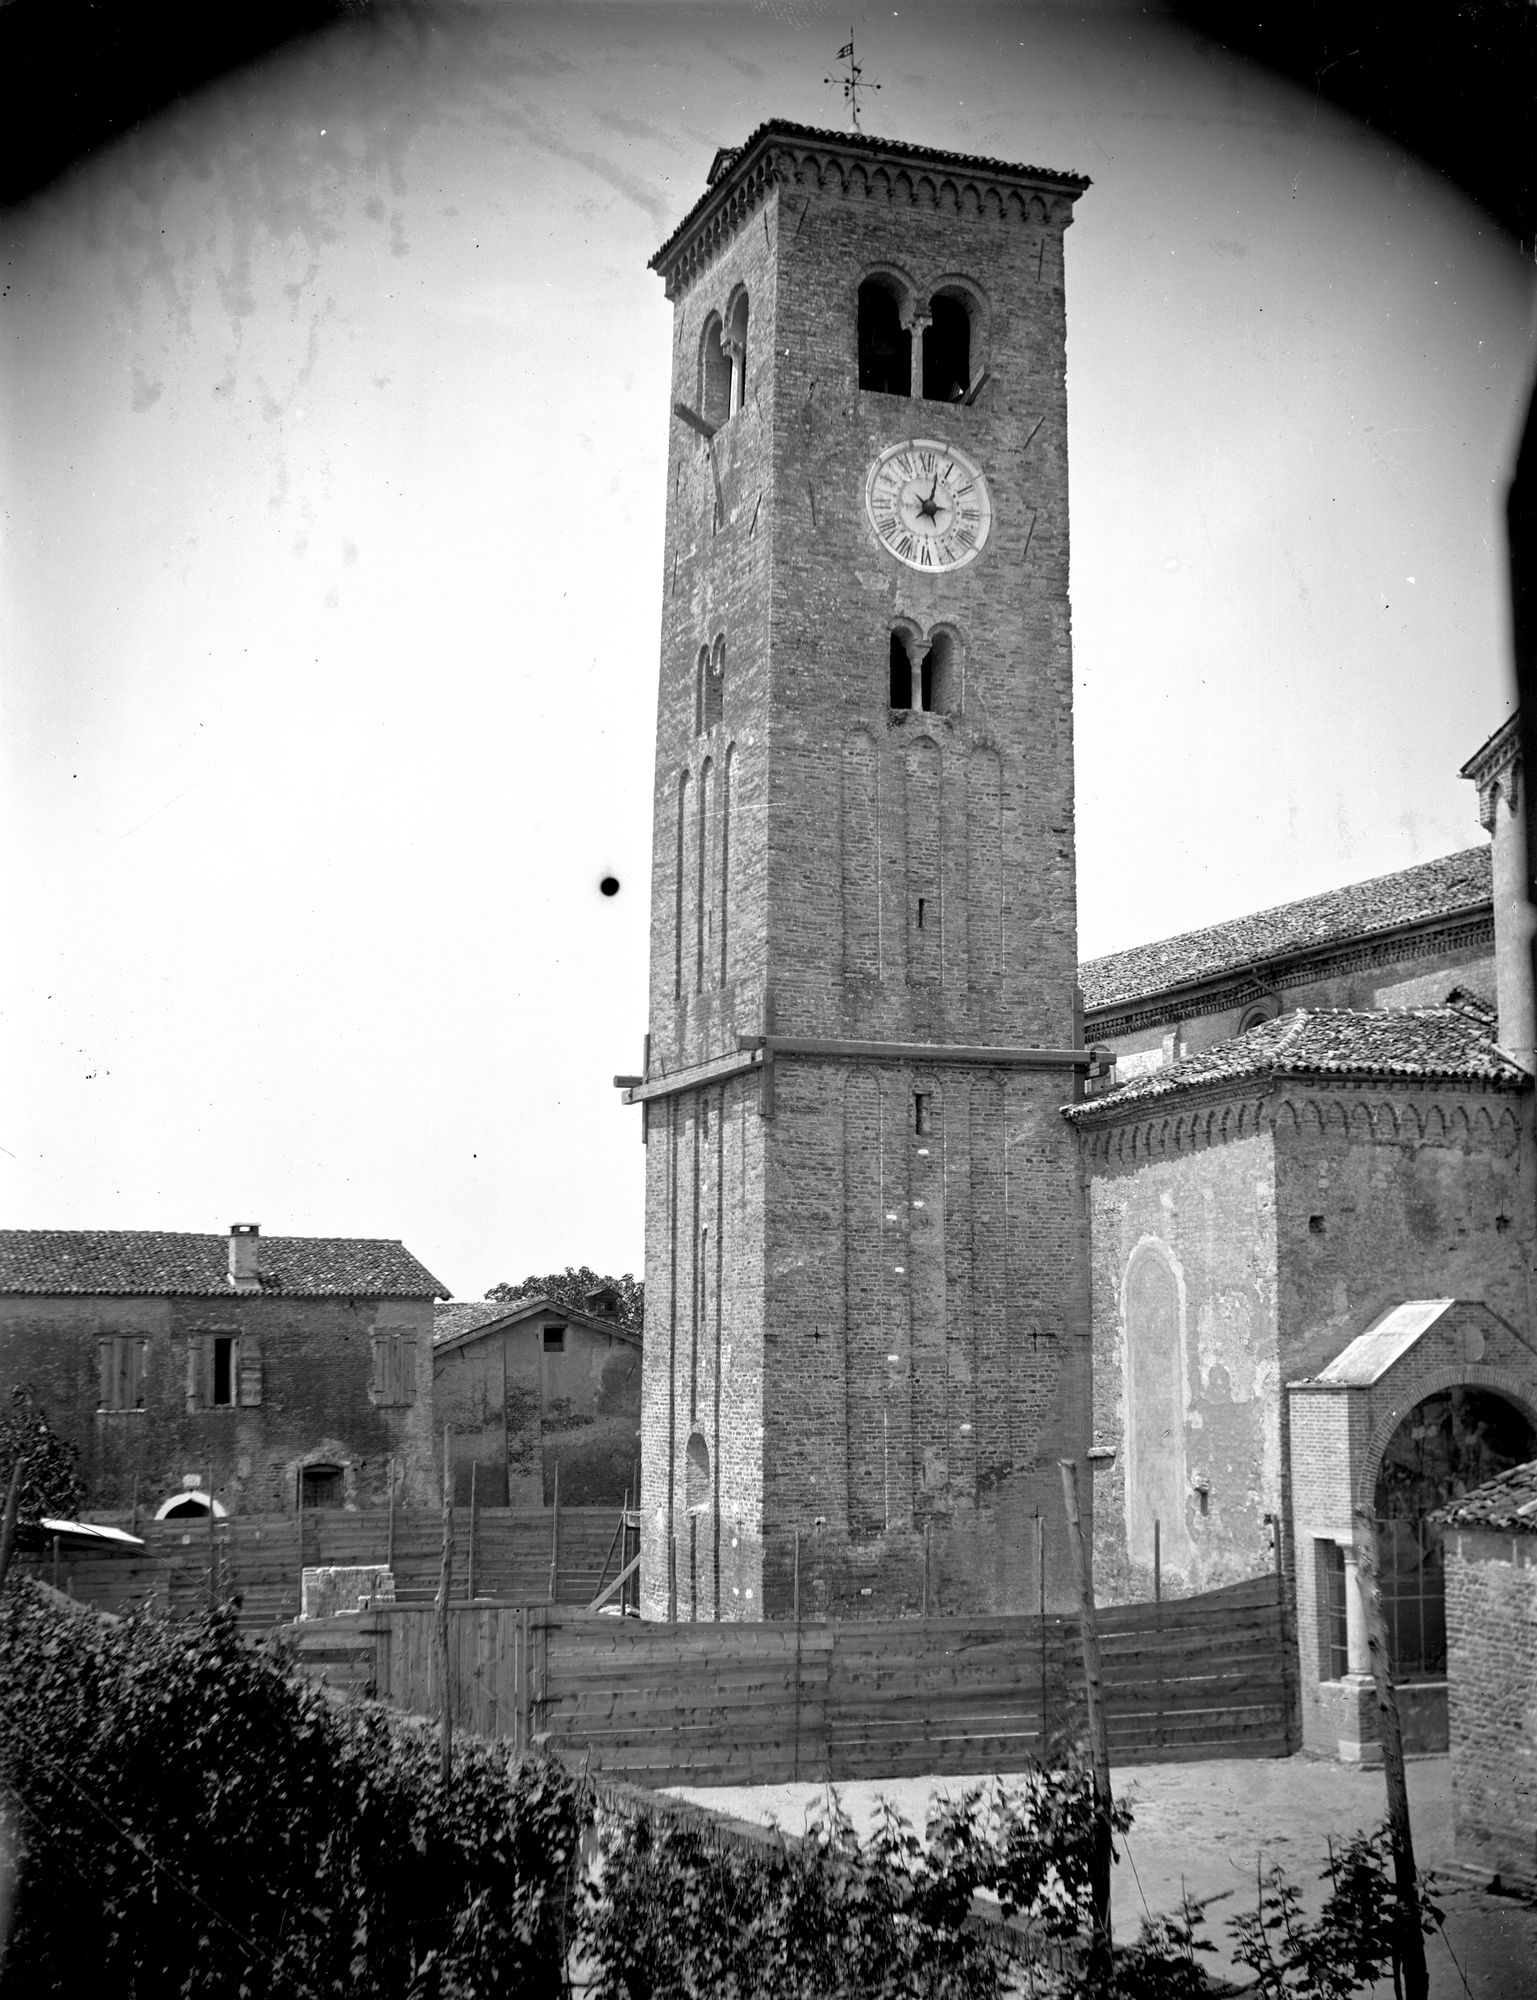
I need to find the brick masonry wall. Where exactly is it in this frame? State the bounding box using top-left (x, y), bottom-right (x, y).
top-left (1446, 1526), bottom-right (1537, 1892)
top-left (0, 1292), bottom-right (438, 1514)
top-left (1271, 1083), bottom-right (1532, 1376)
top-left (640, 143), bottom-right (1092, 1619)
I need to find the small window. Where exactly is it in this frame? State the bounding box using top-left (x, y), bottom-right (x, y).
top-left (98, 1335), bottom-right (147, 1411)
top-left (300, 1464), bottom-right (344, 1510)
top-left (188, 1334), bottom-right (236, 1411)
top-left (1237, 1002), bottom-right (1280, 1034)
top-left (858, 278), bottom-right (911, 396)
top-left (685, 1430), bottom-right (710, 1512)
top-left (700, 313), bottom-right (731, 427)
top-left (922, 292), bottom-right (972, 402)
top-left (1318, 1540), bottom-right (1349, 1680)
top-left (701, 634), bottom-right (724, 731)
top-left (543, 1324), bottom-right (566, 1353)
top-left (915, 1092), bottom-right (932, 1136)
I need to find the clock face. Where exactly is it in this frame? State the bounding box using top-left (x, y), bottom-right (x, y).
top-left (865, 439), bottom-right (992, 573)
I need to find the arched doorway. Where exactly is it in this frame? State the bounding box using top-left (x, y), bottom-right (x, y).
top-left (1374, 1387), bottom-right (1535, 1679)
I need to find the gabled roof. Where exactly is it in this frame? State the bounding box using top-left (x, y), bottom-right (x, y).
top-left (432, 1295), bottom-right (642, 1353)
top-left (1065, 1003), bottom-right (1529, 1122)
top-left (1435, 1459), bottom-right (1537, 1534)
top-left (0, 1230), bottom-right (446, 1299)
top-left (1316, 1300), bottom-right (1456, 1386)
top-left (1079, 847), bottom-right (1492, 1016)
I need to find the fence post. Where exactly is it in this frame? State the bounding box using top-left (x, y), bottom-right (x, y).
top-left (437, 1427), bottom-right (454, 1787)
top-left (1153, 1517), bottom-right (1161, 1604)
top-left (518, 1604), bottom-right (531, 1753)
top-left (386, 1455), bottom-right (395, 1573)
top-left (207, 1461), bottom-right (217, 1611)
top-left (468, 1459), bottom-right (477, 1603)
top-left (922, 1520), bottom-right (931, 1617)
top-left (1059, 1457), bottom-right (1113, 1989)
top-left (548, 1459), bottom-right (559, 1603)
top-left (1354, 1509), bottom-right (1429, 2000)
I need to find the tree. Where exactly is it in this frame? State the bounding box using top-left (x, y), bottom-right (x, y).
top-left (0, 1384), bottom-right (84, 1529)
top-left (485, 1266), bottom-right (643, 1332)
top-left (0, 1385), bottom-right (85, 1594)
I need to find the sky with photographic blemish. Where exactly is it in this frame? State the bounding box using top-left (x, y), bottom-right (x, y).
top-left (2, 0), bottom-right (1533, 1297)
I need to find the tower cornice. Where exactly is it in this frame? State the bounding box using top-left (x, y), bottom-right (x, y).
top-left (649, 118), bottom-right (1090, 301)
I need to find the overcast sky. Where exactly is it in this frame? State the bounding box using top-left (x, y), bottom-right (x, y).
top-left (3, 1), bottom-right (1533, 1298)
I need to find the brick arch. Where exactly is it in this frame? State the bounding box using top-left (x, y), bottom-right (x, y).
top-left (1355, 1363), bottom-right (1537, 1511)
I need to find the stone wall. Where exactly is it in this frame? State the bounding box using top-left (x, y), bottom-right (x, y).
top-left (1446, 1525), bottom-right (1537, 1892)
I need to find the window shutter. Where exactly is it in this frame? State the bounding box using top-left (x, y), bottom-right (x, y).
top-left (397, 1336), bottom-right (417, 1406)
top-left (237, 1349), bottom-right (263, 1407)
top-left (99, 1338), bottom-right (114, 1409)
top-left (126, 1338), bottom-right (146, 1410)
top-left (371, 1332), bottom-right (387, 1401)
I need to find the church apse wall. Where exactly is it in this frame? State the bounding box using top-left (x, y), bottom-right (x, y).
top-left (1083, 1115), bottom-right (1282, 1603)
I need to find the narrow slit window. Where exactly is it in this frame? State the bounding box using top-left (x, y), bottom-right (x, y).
top-left (914, 1092), bottom-right (932, 1135)
top-left (727, 292), bottom-right (749, 415)
top-left (916, 897), bottom-right (927, 930)
top-left (703, 635), bottom-right (724, 730)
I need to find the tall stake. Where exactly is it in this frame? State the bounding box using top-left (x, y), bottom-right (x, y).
top-left (468, 1458), bottom-right (477, 1603)
top-left (0, 1459), bottom-right (24, 1597)
top-left (437, 1426), bottom-right (454, 1787)
top-left (386, 1454), bottom-right (395, 1572)
top-left (207, 1460), bottom-right (217, 1611)
top-left (1059, 1457), bottom-right (1114, 1989)
top-left (548, 1457), bottom-right (560, 1602)
top-left (1354, 1509), bottom-right (1429, 2000)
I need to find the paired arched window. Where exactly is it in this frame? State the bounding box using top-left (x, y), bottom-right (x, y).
top-left (696, 635), bottom-right (725, 733)
top-left (858, 277), bottom-right (911, 395)
top-left (858, 277), bottom-right (981, 402)
top-left (698, 293), bottom-right (750, 428)
top-left (889, 627), bottom-right (957, 715)
top-left (685, 1430), bottom-right (710, 1512)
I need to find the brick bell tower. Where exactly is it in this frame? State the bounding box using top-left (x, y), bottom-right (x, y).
top-left (619, 122), bottom-right (1095, 1621)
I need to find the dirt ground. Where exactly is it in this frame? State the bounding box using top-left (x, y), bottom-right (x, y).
top-left (669, 1753), bottom-right (1537, 1997)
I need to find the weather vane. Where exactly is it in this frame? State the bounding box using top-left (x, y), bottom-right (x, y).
top-left (825, 31), bottom-right (879, 131)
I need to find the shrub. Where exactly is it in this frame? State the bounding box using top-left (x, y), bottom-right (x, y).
top-left (0, 1583), bottom-right (587, 1997)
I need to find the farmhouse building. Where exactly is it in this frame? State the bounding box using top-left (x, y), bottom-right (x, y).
top-left (433, 1292), bottom-right (641, 1509)
top-left (0, 1225), bottom-right (446, 1518)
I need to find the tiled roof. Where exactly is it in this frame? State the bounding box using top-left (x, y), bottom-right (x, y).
top-left (652, 118), bottom-right (1089, 272)
top-left (1065, 1004), bottom-right (1529, 1121)
top-left (1080, 848), bottom-right (1492, 1015)
top-left (432, 1296), bottom-right (641, 1351)
top-left (0, 1231), bottom-right (446, 1299)
top-left (1434, 1459), bottom-right (1537, 1533)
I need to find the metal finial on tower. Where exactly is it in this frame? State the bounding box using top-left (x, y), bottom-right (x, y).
top-left (824, 30), bottom-right (879, 132)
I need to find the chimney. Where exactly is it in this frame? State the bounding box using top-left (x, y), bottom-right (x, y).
top-left (229, 1223), bottom-right (260, 1292)
top-left (1461, 716), bottom-right (1535, 1071)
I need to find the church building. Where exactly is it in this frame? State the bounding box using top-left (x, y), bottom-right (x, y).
top-left (621, 122), bottom-right (1098, 1622)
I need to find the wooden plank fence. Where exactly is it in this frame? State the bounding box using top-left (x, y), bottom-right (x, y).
top-left (327, 1572), bottom-right (1291, 1784)
top-left (15, 1507), bottom-right (625, 1633)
